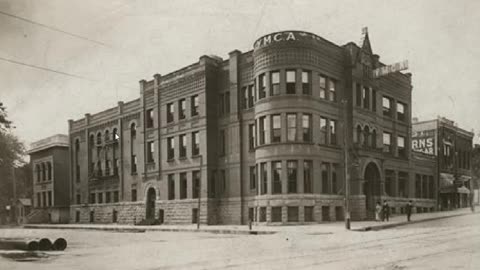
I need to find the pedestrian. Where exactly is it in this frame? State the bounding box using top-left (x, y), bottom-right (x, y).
top-left (382, 200), bottom-right (390, 222)
top-left (375, 202), bottom-right (381, 222)
top-left (406, 200), bottom-right (413, 222)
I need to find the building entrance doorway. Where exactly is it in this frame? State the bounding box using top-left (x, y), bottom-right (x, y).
top-left (364, 162), bottom-right (382, 216)
top-left (146, 188), bottom-right (156, 220)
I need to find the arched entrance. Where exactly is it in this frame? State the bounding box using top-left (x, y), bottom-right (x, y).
top-left (364, 162), bottom-right (382, 215)
top-left (146, 188), bottom-right (156, 220)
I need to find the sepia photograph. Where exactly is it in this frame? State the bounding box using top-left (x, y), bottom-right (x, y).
top-left (0, 0), bottom-right (479, 269)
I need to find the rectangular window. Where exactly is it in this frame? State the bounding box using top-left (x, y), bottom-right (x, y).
top-left (272, 161), bottom-right (282, 194)
top-left (321, 163), bottom-right (329, 194)
top-left (167, 137), bottom-right (175, 160)
top-left (42, 192), bottom-right (46, 207)
top-left (224, 92), bottom-right (230, 114)
top-left (248, 123), bottom-right (256, 150)
top-left (167, 102), bottom-right (174, 123)
top-left (258, 74), bottom-right (266, 99)
top-left (372, 89), bottom-right (377, 112)
top-left (397, 102), bottom-right (406, 121)
top-left (382, 96), bottom-right (391, 117)
top-left (248, 85), bottom-right (255, 108)
top-left (270, 71), bottom-right (280, 96)
top-left (259, 116), bottom-right (267, 145)
top-left (179, 134), bottom-right (187, 158)
top-left (398, 172), bottom-right (408, 198)
top-left (249, 166), bottom-right (257, 190)
top-left (97, 193), bottom-right (103, 204)
top-left (304, 206), bottom-right (314, 222)
top-left (147, 141), bottom-right (154, 163)
top-left (302, 114), bottom-right (312, 142)
top-left (113, 191), bottom-right (119, 202)
top-left (179, 99), bottom-right (186, 120)
top-left (131, 188), bottom-right (137, 202)
top-left (47, 191), bottom-right (52, 206)
top-left (320, 117), bottom-right (327, 144)
top-left (331, 164), bottom-right (338, 194)
top-left (260, 162), bottom-right (268, 195)
top-left (287, 160), bottom-right (297, 193)
top-left (242, 87), bottom-right (248, 109)
top-left (76, 194), bottom-right (81, 205)
top-left (259, 207), bottom-right (266, 222)
top-left (89, 193), bottom-right (95, 204)
top-left (106, 192), bottom-right (111, 203)
top-left (192, 171), bottom-right (200, 199)
top-left (319, 75), bottom-right (327, 99)
top-left (383, 132), bottom-right (392, 153)
top-left (385, 170), bottom-right (395, 196)
top-left (302, 70), bottom-right (311, 95)
top-left (168, 174), bottom-right (175, 200)
top-left (271, 207), bottom-right (282, 222)
top-left (304, 160), bottom-right (313, 193)
top-left (192, 131), bottom-right (200, 156)
top-left (180, 172), bottom-right (187, 199)
top-left (286, 70), bottom-right (296, 94)
top-left (328, 79), bottom-right (336, 101)
top-left (329, 119), bottom-right (337, 145)
top-left (219, 129), bottom-right (226, 156)
top-left (398, 135), bottom-right (406, 157)
top-left (191, 95), bottom-right (199, 116)
top-left (287, 113), bottom-right (297, 141)
top-left (362, 87), bottom-right (370, 109)
top-left (271, 114), bottom-right (281, 143)
top-left (131, 155), bottom-right (137, 173)
top-left (146, 108), bottom-right (154, 128)
top-left (287, 206), bottom-right (299, 222)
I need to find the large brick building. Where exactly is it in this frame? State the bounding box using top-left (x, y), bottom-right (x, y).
top-left (68, 29), bottom-right (437, 225)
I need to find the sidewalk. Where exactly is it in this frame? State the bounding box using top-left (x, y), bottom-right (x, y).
top-left (23, 208), bottom-right (477, 235)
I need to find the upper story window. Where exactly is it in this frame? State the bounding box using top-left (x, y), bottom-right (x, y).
top-left (382, 96), bottom-right (392, 117)
top-left (320, 117), bottom-right (327, 144)
top-left (302, 70), bottom-right (311, 95)
top-left (272, 161), bottom-right (282, 194)
top-left (112, 128), bottom-right (118, 141)
top-left (130, 123), bottom-right (136, 138)
top-left (179, 134), bottom-right (187, 158)
top-left (167, 137), bottom-right (175, 160)
top-left (242, 87), bottom-right (248, 110)
top-left (319, 76), bottom-right (327, 99)
top-left (192, 131), bottom-right (200, 156)
top-left (147, 141), bottom-right (155, 163)
top-left (328, 80), bottom-right (336, 101)
top-left (270, 71), bottom-right (280, 96)
top-left (287, 113), bottom-right (297, 141)
top-left (330, 119), bottom-right (337, 145)
top-left (398, 135), bottom-right (406, 157)
top-left (167, 103), bottom-right (174, 123)
top-left (47, 162), bottom-right (52, 180)
top-left (287, 160), bottom-right (298, 193)
top-left (248, 85), bottom-right (255, 108)
top-left (178, 99), bottom-right (186, 120)
top-left (224, 92), bottom-right (230, 114)
top-left (191, 95), bottom-right (199, 116)
top-left (397, 102), bottom-right (406, 121)
top-left (96, 132), bottom-right (102, 145)
top-left (302, 114), bottom-right (312, 142)
top-left (372, 89), bottom-right (377, 112)
top-left (146, 108), bottom-right (154, 128)
top-left (104, 130), bottom-right (109, 142)
top-left (248, 123), bottom-right (256, 151)
top-left (259, 116), bottom-right (267, 145)
top-left (219, 129), bottom-right (226, 156)
top-left (271, 114), bottom-right (281, 143)
top-left (258, 74), bottom-right (266, 99)
top-left (286, 70), bottom-right (296, 94)
top-left (383, 132), bottom-right (392, 153)
top-left (362, 87), bottom-right (370, 109)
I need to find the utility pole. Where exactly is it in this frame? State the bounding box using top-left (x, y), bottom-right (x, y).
top-left (342, 99), bottom-right (351, 230)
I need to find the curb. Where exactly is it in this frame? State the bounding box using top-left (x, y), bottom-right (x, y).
top-left (22, 225), bottom-right (275, 235)
top-left (352, 211), bottom-right (477, 232)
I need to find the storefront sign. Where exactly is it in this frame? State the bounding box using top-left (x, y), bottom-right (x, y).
top-left (412, 136), bottom-right (435, 155)
top-left (372, 60), bottom-right (408, 78)
top-left (254, 31), bottom-right (324, 50)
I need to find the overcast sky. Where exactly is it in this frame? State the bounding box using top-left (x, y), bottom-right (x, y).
top-left (1, 0), bottom-right (479, 148)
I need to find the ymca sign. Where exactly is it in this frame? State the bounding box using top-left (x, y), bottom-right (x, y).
top-left (412, 137), bottom-right (436, 155)
top-left (254, 31), bottom-right (324, 50)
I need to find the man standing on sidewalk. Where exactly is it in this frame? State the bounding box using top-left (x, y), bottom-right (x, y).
top-left (382, 200), bottom-right (390, 222)
top-left (406, 200), bottom-right (413, 222)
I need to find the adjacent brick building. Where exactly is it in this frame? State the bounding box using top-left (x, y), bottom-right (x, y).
top-left (68, 29), bottom-right (437, 225)
top-left (412, 117), bottom-right (474, 210)
top-left (28, 134), bottom-right (70, 223)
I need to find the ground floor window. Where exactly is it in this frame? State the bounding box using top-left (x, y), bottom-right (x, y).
top-left (335, 206), bottom-right (344, 221)
top-left (304, 206), bottom-right (314, 222)
top-left (287, 206), bottom-right (299, 222)
top-left (259, 207), bottom-right (266, 222)
top-left (322, 206), bottom-right (330, 221)
top-left (271, 207), bottom-right (282, 222)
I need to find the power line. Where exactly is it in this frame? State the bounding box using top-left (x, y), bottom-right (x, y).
top-left (0, 10), bottom-right (109, 48)
top-left (0, 56), bottom-right (95, 81)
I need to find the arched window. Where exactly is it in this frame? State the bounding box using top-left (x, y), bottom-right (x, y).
top-left (96, 132), bottom-right (102, 144)
top-left (364, 126), bottom-right (370, 148)
top-left (47, 162), bottom-right (52, 180)
top-left (372, 130), bottom-right (377, 148)
top-left (356, 125), bottom-right (362, 144)
top-left (41, 163), bottom-right (46, 181)
top-left (36, 164), bottom-right (41, 182)
top-left (130, 123), bottom-right (136, 138)
top-left (105, 130), bottom-right (110, 142)
top-left (113, 128), bottom-right (118, 141)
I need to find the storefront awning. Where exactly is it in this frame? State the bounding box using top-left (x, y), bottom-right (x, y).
top-left (459, 175), bottom-right (472, 182)
top-left (440, 185), bottom-right (471, 194)
top-left (457, 186), bottom-right (471, 194)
